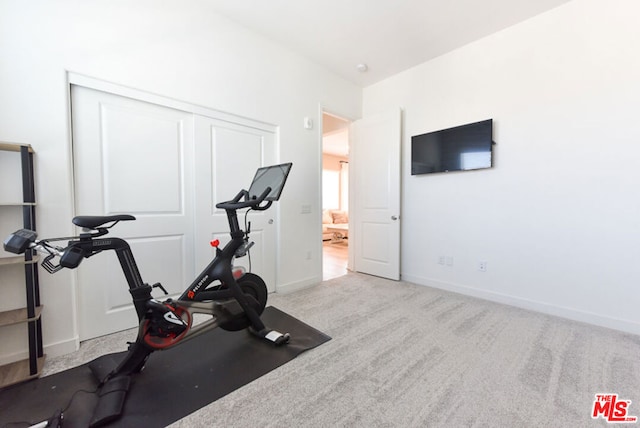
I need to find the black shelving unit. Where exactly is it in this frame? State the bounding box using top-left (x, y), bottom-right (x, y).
top-left (0, 142), bottom-right (44, 388)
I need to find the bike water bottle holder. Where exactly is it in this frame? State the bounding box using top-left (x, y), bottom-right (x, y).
top-left (3, 229), bottom-right (37, 254)
top-left (42, 254), bottom-right (63, 274)
top-left (60, 246), bottom-right (85, 269)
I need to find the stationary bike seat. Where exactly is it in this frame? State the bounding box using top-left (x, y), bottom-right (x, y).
top-left (73, 214), bottom-right (136, 229)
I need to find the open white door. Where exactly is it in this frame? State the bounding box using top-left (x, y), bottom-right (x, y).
top-left (352, 109), bottom-right (401, 280)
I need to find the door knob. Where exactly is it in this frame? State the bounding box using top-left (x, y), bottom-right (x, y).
top-left (268, 219), bottom-right (274, 224)
top-left (391, 216), bottom-right (398, 220)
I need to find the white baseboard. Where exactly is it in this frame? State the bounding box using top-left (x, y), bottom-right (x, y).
top-left (44, 336), bottom-right (80, 359)
top-left (402, 273), bottom-right (640, 336)
top-left (276, 276), bottom-right (320, 294)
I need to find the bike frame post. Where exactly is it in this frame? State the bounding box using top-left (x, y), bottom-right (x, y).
top-left (178, 206), bottom-right (267, 332)
top-left (68, 237), bottom-right (151, 322)
top-left (226, 207), bottom-right (244, 239)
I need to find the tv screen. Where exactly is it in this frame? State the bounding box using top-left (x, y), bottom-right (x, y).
top-left (248, 162), bottom-right (292, 201)
top-left (411, 119), bottom-right (493, 175)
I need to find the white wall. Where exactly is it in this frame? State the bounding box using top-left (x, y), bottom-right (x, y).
top-left (363, 0), bottom-right (640, 334)
top-left (0, 0), bottom-right (361, 358)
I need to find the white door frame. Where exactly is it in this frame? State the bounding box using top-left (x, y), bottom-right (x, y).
top-left (67, 74), bottom-right (277, 134)
top-left (319, 106), bottom-right (357, 276)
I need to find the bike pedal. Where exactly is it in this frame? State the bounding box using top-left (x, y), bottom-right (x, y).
top-left (264, 330), bottom-right (290, 346)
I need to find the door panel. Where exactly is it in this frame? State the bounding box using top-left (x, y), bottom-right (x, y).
top-left (194, 116), bottom-right (278, 291)
top-left (71, 85), bottom-right (195, 340)
top-left (352, 110), bottom-right (402, 280)
top-left (99, 103), bottom-right (185, 214)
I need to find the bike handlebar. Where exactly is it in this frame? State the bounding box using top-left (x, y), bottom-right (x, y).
top-left (4, 229), bottom-right (59, 256)
top-left (215, 186), bottom-right (273, 211)
top-left (4, 228), bottom-right (87, 273)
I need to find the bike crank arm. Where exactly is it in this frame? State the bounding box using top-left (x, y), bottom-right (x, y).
top-left (172, 299), bottom-right (245, 343)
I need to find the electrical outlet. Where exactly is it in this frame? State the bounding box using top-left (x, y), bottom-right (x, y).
top-left (446, 256), bottom-right (454, 266)
top-left (478, 261), bottom-right (487, 272)
top-left (438, 256), bottom-right (445, 265)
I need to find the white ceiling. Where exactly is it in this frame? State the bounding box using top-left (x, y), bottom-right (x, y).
top-left (207, 0), bottom-right (573, 87)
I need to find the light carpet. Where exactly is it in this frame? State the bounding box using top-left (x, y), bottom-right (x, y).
top-left (43, 273), bottom-right (640, 427)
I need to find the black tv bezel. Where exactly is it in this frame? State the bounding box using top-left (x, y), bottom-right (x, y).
top-left (411, 119), bottom-right (494, 176)
top-left (248, 162), bottom-right (293, 201)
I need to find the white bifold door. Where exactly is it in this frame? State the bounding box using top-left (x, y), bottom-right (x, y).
top-left (71, 85), bottom-right (278, 340)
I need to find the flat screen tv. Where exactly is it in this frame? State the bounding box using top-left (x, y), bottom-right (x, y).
top-left (411, 119), bottom-right (493, 175)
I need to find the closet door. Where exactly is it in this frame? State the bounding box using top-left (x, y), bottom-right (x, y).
top-left (194, 116), bottom-right (279, 292)
top-left (71, 85), bottom-right (195, 340)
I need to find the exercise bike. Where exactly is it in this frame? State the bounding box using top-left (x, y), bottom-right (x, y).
top-left (3, 162), bottom-right (293, 427)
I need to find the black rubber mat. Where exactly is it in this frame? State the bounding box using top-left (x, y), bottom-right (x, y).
top-left (0, 307), bottom-right (331, 427)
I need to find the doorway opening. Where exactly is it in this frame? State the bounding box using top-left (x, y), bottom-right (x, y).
top-left (322, 112), bottom-right (350, 280)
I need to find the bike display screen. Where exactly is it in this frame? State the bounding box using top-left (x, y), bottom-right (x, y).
top-left (248, 162), bottom-right (293, 201)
